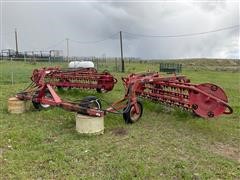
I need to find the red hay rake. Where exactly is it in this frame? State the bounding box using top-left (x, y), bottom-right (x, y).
top-left (16, 68), bottom-right (233, 123)
top-left (118, 72), bottom-right (233, 121)
top-left (31, 67), bottom-right (117, 93)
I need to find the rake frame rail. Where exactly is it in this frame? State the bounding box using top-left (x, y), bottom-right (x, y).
top-left (16, 84), bottom-right (104, 117)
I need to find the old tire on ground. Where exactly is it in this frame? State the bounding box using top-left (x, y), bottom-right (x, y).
top-left (123, 101), bottom-right (143, 124)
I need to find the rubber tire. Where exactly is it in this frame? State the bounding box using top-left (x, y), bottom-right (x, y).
top-left (32, 99), bottom-right (41, 110)
top-left (79, 96), bottom-right (102, 109)
top-left (96, 88), bottom-right (102, 93)
top-left (57, 86), bottom-right (64, 91)
top-left (57, 80), bottom-right (71, 91)
top-left (32, 90), bottom-right (52, 110)
top-left (123, 101), bottom-right (143, 124)
top-left (57, 86), bottom-right (71, 91)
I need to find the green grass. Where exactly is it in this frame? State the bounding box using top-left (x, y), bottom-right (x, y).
top-left (0, 60), bottom-right (239, 179)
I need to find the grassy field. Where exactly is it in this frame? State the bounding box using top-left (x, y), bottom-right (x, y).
top-left (0, 60), bottom-right (239, 179)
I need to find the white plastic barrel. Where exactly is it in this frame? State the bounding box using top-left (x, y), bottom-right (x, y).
top-left (68, 61), bottom-right (94, 68)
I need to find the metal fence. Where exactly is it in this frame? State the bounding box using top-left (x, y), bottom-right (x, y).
top-left (0, 57), bottom-right (64, 62)
top-left (159, 63), bottom-right (182, 73)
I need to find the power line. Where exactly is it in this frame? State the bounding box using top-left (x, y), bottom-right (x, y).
top-left (123, 25), bottom-right (239, 38)
top-left (69, 32), bottom-right (119, 44)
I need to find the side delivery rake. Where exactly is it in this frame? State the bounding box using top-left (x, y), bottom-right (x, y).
top-left (15, 70), bottom-right (233, 123)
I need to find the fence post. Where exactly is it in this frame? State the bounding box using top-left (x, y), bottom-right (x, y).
top-left (96, 58), bottom-right (99, 71)
top-left (92, 56), bottom-right (94, 66)
top-left (115, 58), bottom-right (118, 72)
top-left (11, 72), bottom-right (14, 85)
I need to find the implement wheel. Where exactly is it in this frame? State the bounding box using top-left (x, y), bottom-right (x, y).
top-left (123, 101), bottom-right (143, 124)
top-left (57, 79), bottom-right (71, 91)
top-left (96, 88), bottom-right (107, 93)
top-left (32, 90), bottom-right (52, 110)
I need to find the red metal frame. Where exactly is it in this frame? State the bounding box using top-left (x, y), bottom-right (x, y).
top-left (17, 84), bottom-right (104, 117)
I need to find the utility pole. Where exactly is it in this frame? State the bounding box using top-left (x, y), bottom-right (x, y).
top-left (66, 38), bottom-right (69, 62)
top-left (15, 28), bottom-right (19, 56)
top-left (120, 31), bottom-right (124, 72)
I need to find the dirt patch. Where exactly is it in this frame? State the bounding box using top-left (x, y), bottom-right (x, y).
top-left (211, 142), bottom-right (240, 162)
top-left (111, 127), bottom-right (128, 136)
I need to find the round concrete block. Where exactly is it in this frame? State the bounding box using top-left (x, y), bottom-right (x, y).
top-left (76, 113), bottom-right (104, 135)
